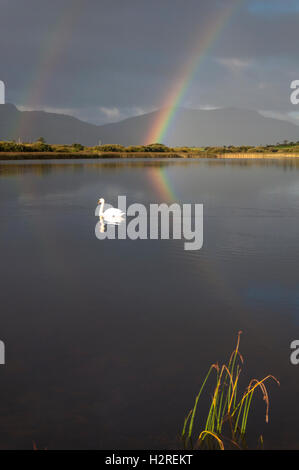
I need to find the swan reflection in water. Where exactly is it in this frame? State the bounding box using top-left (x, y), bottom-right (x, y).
top-left (97, 198), bottom-right (125, 232)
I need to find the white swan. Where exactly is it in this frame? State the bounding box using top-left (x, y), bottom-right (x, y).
top-left (97, 198), bottom-right (125, 225)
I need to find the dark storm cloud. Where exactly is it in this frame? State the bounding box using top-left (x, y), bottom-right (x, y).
top-left (0, 0), bottom-right (298, 123)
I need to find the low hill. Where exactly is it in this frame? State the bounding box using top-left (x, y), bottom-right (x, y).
top-left (0, 104), bottom-right (298, 146)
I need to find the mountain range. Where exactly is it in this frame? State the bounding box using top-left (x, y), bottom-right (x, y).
top-left (0, 103), bottom-right (298, 147)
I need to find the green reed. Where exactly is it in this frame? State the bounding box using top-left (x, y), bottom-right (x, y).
top-left (181, 331), bottom-right (279, 450)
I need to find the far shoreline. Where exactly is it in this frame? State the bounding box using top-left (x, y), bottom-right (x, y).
top-left (1, 152), bottom-right (299, 161)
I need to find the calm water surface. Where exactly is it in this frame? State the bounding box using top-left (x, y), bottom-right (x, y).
top-left (0, 158), bottom-right (299, 449)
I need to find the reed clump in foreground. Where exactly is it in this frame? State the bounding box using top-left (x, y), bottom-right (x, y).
top-left (181, 331), bottom-right (279, 450)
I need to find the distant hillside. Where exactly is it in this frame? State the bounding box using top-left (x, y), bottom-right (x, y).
top-left (0, 104), bottom-right (298, 146)
top-left (0, 104), bottom-right (100, 145)
top-left (96, 107), bottom-right (299, 146)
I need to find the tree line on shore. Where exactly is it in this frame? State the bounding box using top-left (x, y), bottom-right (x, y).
top-left (1, 137), bottom-right (299, 154)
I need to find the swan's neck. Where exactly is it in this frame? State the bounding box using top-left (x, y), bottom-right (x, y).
top-left (99, 199), bottom-right (105, 216)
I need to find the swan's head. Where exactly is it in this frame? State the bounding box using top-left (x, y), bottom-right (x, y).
top-left (98, 198), bottom-right (104, 205)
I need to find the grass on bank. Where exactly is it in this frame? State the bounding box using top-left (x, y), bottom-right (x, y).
top-left (1, 139), bottom-right (299, 157)
top-left (181, 331), bottom-right (279, 450)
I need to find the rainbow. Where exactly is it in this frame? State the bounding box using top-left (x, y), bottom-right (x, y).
top-left (147, 166), bottom-right (176, 201)
top-left (145, 0), bottom-right (243, 145)
top-left (14, 1), bottom-right (82, 140)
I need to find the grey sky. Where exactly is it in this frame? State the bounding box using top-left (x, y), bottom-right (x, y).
top-left (1, 0), bottom-right (299, 124)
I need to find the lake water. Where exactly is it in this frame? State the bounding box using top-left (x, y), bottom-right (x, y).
top-left (0, 158), bottom-right (299, 449)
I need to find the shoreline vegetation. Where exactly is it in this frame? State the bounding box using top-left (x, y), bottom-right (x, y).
top-left (1, 139), bottom-right (299, 160)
